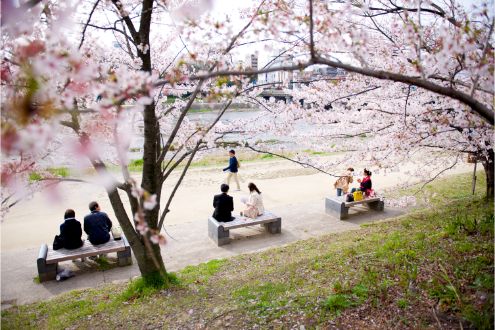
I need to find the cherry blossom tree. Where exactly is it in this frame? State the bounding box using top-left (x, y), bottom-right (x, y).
top-left (1, 0), bottom-right (493, 282)
top-left (209, 0), bottom-right (494, 197)
top-left (1, 0), bottom-right (278, 281)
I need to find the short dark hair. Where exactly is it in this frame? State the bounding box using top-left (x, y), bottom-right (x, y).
top-left (229, 149), bottom-right (235, 154)
top-left (364, 169), bottom-right (372, 176)
top-left (347, 167), bottom-right (354, 172)
top-left (89, 201), bottom-right (99, 211)
top-left (220, 184), bottom-right (229, 193)
top-left (64, 209), bottom-right (75, 219)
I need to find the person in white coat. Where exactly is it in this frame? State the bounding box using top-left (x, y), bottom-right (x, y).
top-left (241, 183), bottom-right (264, 219)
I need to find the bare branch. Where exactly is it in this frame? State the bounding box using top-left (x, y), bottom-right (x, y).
top-left (245, 144), bottom-right (339, 177)
top-left (79, 0), bottom-right (101, 49)
top-left (83, 23), bottom-right (134, 44)
top-left (415, 155), bottom-right (460, 193)
top-left (111, 0), bottom-right (140, 43)
top-left (309, 0), bottom-right (316, 59)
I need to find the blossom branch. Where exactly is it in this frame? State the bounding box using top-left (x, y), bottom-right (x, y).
top-left (313, 56), bottom-right (494, 124)
top-left (469, 17), bottom-right (495, 97)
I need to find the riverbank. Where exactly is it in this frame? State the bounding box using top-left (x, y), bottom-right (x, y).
top-left (2, 172), bottom-right (492, 329)
top-left (1, 155), bottom-right (472, 251)
top-left (1, 156), bottom-right (474, 308)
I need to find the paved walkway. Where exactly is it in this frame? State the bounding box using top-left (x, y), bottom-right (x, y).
top-left (1, 199), bottom-right (403, 308)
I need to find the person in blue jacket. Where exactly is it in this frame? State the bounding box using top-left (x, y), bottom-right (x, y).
top-left (223, 149), bottom-right (240, 191)
top-left (84, 201), bottom-right (113, 245)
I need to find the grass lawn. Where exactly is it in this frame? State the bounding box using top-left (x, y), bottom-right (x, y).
top-left (127, 148), bottom-right (338, 172)
top-left (2, 172), bottom-right (493, 329)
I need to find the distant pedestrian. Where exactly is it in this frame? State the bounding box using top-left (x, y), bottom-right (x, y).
top-left (334, 167), bottom-right (354, 196)
top-left (213, 184), bottom-right (235, 222)
top-left (223, 149), bottom-right (240, 191)
top-left (84, 201), bottom-right (113, 245)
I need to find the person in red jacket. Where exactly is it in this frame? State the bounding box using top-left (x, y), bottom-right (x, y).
top-left (351, 169), bottom-right (373, 196)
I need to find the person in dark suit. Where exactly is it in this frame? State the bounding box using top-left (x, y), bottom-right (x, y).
top-left (59, 209), bottom-right (84, 249)
top-left (213, 184), bottom-right (234, 222)
top-left (84, 201), bottom-right (113, 245)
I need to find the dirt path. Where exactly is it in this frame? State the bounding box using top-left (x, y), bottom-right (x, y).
top-left (1, 156), bottom-right (472, 307)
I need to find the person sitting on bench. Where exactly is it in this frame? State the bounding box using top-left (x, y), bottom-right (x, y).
top-left (213, 184), bottom-right (235, 222)
top-left (241, 182), bottom-right (264, 219)
top-left (84, 201), bottom-right (113, 245)
top-left (58, 209), bottom-right (84, 249)
top-left (351, 168), bottom-right (373, 196)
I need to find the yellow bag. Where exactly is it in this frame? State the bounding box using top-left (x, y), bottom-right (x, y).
top-left (353, 190), bottom-right (363, 201)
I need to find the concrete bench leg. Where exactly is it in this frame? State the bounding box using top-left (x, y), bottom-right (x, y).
top-left (368, 200), bottom-right (384, 211)
top-left (208, 219), bottom-right (230, 246)
top-left (339, 205), bottom-right (349, 220)
top-left (37, 261), bottom-right (57, 282)
top-left (263, 219), bottom-right (281, 234)
top-left (37, 244), bottom-right (57, 282)
top-left (326, 198), bottom-right (349, 220)
top-left (117, 246), bottom-right (133, 266)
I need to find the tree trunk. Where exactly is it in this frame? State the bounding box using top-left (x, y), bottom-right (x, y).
top-left (106, 0), bottom-right (168, 283)
top-left (481, 149), bottom-right (494, 198)
top-left (129, 237), bottom-right (168, 281)
top-left (107, 188), bottom-right (169, 283)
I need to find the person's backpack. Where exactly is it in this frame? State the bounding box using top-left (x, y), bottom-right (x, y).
top-left (334, 176), bottom-right (344, 188)
top-left (345, 193), bottom-right (354, 202)
top-left (237, 160), bottom-right (241, 168)
top-left (353, 190), bottom-right (364, 201)
top-left (53, 235), bottom-right (64, 250)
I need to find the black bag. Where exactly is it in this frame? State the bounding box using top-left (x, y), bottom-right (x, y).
top-left (346, 193), bottom-right (354, 202)
top-left (53, 235), bottom-right (64, 250)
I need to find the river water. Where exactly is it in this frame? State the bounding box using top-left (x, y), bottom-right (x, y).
top-left (129, 107), bottom-right (324, 160)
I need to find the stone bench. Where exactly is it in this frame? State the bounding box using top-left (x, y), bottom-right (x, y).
top-left (37, 235), bottom-right (132, 282)
top-left (208, 211), bottom-right (282, 246)
top-left (325, 196), bottom-right (384, 220)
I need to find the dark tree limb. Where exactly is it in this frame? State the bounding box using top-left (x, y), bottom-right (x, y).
top-left (245, 144), bottom-right (339, 177)
top-left (79, 0), bottom-right (101, 49)
top-left (111, 0), bottom-right (140, 43)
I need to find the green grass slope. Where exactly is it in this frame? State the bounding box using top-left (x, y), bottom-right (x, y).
top-left (2, 172), bottom-right (493, 329)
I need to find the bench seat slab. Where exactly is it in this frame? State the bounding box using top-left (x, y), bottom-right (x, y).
top-left (208, 211), bottom-right (282, 246)
top-left (325, 197), bottom-right (384, 220)
top-left (46, 239), bottom-right (127, 264)
top-left (38, 236), bottom-right (132, 282)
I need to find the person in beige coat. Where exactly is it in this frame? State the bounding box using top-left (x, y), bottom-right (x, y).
top-left (333, 167), bottom-right (354, 196)
top-left (241, 183), bottom-right (265, 219)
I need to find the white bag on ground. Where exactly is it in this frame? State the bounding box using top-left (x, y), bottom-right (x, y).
top-left (56, 269), bottom-right (75, 281)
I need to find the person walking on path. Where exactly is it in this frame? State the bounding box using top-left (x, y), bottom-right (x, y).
top-left (84, 201), bottom-right (113, 245)
top-left (223, 149), bottom-right (240, 191)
